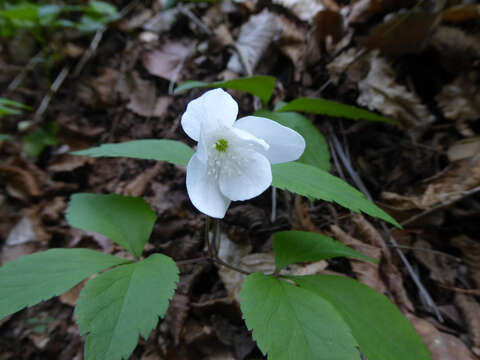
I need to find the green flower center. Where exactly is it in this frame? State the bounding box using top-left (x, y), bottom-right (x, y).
top-left (215, 139), bottom-right (228, 152)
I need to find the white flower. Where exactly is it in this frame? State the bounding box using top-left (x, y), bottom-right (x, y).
top-left (181, 88), bottom-right (305, 218)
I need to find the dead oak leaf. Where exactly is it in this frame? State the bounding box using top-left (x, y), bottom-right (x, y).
top-left (142, 41), bottom-right (194, 82)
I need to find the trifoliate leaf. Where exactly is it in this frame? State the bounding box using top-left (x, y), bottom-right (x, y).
top-left (273, 230), bottom-right (377, 271)
top-left (240, 272), bottom-right (359, 360)
top-left (254, 109), bottom-right (331, 171)
top-left (66, 193), bottom-right (157, 257)
top-left (291, 275), bottom-right (432, 360)
top-left (174, 76), bottom-right (276, 104)
top-left (276, 97), bottom-right (395, 124)
top-left (73, 139), bottom-right (194, 166)
top-left (271, 162), bottom-right (400, 228)
top-left (75, 254), bottom-right (179, 360)
top-left (0, 249), bottom-right (129, 320)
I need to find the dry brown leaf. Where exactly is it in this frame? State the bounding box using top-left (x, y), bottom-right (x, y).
top-left (429, 26), bottom-right (480, 73)
top-left (450, 235), bottom-right (480, 289)
top-left (166, 293), bottom-right (190, 346)
top-left (455, 293), bottom-right (480, 356)
top-left (227, 10), bottom-right (281, 74)
top-left (347, 0), bottom-right (416, 24)
top-left (383, 156), bottom-right (480, 211)
top-left (277, 15), bottom-right (308, 79)
top-left (412, 239), bottom-right (457, 286)
top-left (142, 41), bottom-right (194, 82)
top-left (409, 315), bottom-right (477, 360)
top-left (357, 52), bottom-right (436, 133)
top-left (117, 9), bottom-right (153, 31)
top-left (48, 154), bottom-right (93, 173)
top-left (442, 4), bottom-right (480, 23)
top-left (436, 72), bottom-right (480, 137)
top-left (314, 10), bottom-right (344, 45)
top-left (360, 11), bottom-right (441, 56)
top-left (272, 0), bottom-right (325, 22)
top-left (143, 7), bottom-right (179, 33)
top-left (0, 164), bottom-right (43, 199)
top-left (59, 280), bottom-right (85, 306)
top-left (123, 162), bottom-right (163, 197)
top-left (122, 71), bottom-right (173, 117)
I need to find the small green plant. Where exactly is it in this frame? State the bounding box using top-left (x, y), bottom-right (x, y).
top-left (0, 97), bottom-right (30, 117)
top-left (0, 1), bottom-right (119, 43)
top-left (0, 76), bottom-right (431, 360)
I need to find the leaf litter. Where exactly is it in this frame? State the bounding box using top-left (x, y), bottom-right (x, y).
top-left (1, 0), bottom-right (480, 359)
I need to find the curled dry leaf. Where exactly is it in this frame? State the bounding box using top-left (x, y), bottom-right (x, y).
top-left (142, 41), bottom-right (195, 82)
top-left (455, 293), bottom-right (480, 356)
top-left (0, 163), bottom-right (43, 199)
top-left (409, 315), bottom-right (476, 360)
top-left (357, 52), bottom-right (436, 134)
top-left (383, 155), bottom-right (480, 211)
top-left (272, 0), bottom-right (325, 23)
top-left (436, 72), bottom-right (480, 137)
top-left (447, 138), bottom-right (480, 162)
top-left (227, 10), bottom-right (281, 74)
top-left (123, 162), bottom-right (163, 197)
top-left (347, 0), bottom-right (416, 25)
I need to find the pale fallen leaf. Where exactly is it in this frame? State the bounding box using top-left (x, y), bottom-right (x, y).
top-left (142, 41), bottom-right (194, 82)
top-left (447, 138), bottom-right (480, 162)
top-left (227, 10), bottom-right (281, 74)
top-left (436, 72), bottom-right (480, 137)
top-left (409, 315), bottom-right (476, 360)
top-left (272, 0), bottom-right (325, 23)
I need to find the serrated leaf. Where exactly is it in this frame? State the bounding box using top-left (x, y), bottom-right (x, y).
top-left (277, 97), bottom-right (395, 124)
top-left (240, 272), bottom-right (359, 360)
top-left (174, 76), bottom-right (276, 104)
top-left (0, 249), bottom-right (129, 320)
top-left (73, 139), bottom-right (194, 166)
top-left (273, 230), bottom-right (377, 271)
top-left (75, 254), bottom-right (179, 360)
top-left (66, 193), bottom-right (157, 257)
top-left (271, 162), bottom-right (400, 228)
top-left (291, 275), bottom-right (432, 360)
top-left (254, 109), bottom-right (331, 171)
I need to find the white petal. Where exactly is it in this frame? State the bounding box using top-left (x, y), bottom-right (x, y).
top-left (233, 116), bottom-right (306, 164)
top-left (218, 151), bottom-right (272, 201)
top-left (186, 154), bottom-right (231, 218)
top-left (181, 89), bottom-right (238, 141)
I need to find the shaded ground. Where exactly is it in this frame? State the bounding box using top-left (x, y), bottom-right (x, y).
top-left (1, 0), bottom-right (480, 359)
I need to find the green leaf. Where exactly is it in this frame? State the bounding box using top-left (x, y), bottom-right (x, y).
top-left (73, 139), bottom-right (194, 167)
top-left (254, 109), bottom-right (330, 171)
top-left (0, 97), bottom-right (31, 109)
top-left (271, 162), bottom-right (400, 228)
top-left (291, 275), bottom-right (432, 360)
top-left (174, 76), bottom-right (276, 104)
top-left (273, 230), bottom-right (377, 271)
top-left (0, 134), bottom-right (12, 141)
top-left (23, 122), bottom-right (59, 158)
top-left (66, 193), bottom-right (157, 258)
top-left (0, 98), bottom-right (30, 117)
top-left (75, 254), bottom-right (179, 360)
top-left (88, 1), bottom-right (119, 17)
top-left (277, 97), bottom-right (395, 124)
top-left (240, 272), bottom-right (359, 360)
top-left (0, 249), bottom-right (129, 320)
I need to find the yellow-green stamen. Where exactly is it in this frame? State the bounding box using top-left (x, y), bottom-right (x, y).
top-left (215, 139), bottom-right (228, 152)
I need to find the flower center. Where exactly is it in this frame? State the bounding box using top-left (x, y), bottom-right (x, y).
top-left (215, 138), bottom-right (228, 152)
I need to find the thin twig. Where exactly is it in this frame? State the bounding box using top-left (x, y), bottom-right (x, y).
top-left (179, 4), bottom-right (212, 35)
top-left (330, 132), bottom-right (444, 322)
top-left (33, 65), bottom-right (70, 123)
top-left (7, 51), bottom-right (44, 92)
top-left (213, 257), bottom-right (251, 275)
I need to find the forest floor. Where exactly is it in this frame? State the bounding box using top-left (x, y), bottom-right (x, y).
top-left (1, 0), bottom-right (480, 359)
